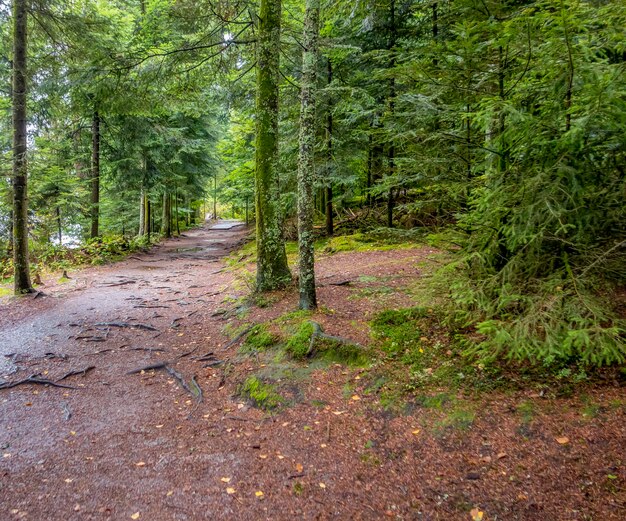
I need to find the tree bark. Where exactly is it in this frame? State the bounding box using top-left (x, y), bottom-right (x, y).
top-left (325, 58), bottom-right (333, 236)
top-left (12, 0), bottom-right (32, 294)
top-left (386, 0), bottom-right (396, 228)
top-left (139, 189), bottom-right (145, 235)
top-left (297, 0), bottom-right (320, 310)
top-left (175, 188), bottom-right (180, 235)
top-left (161, 192), bottom-right (171, 238)
top-left (90, 108), bottom-right (100, 239)
top-left (254, 0), bottom-right (291, 291)
top-left (213, 174), bottom-right (218, 219)
top-left (56, 206), bottom-right (62, 245)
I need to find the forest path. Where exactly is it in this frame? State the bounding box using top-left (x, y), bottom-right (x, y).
top-left (1, 223), bottom-right (625, 521)
top-left (0, 221), bottom-right (276, 520)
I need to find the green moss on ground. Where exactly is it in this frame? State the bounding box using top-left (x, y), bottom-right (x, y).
top-left (238, 376), bottom-right (285, 410)
top-left (240, 324), bottom-right (280, 353)
top-left (284, 321), bottom-right (315, 359)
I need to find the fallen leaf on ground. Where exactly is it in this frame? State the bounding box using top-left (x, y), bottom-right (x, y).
top-left (131, 513), bottom-right (140, 520)
top-left (166, 491), bottom-right (173, 497)
top-left (556, 436), bottom-right (569, 445)
top-left (319, 483), bottom-right (326, 489)
top-left (226, 487), bottom-right (236, 494)
top-left (135, 462), bottom-right (146, 467)
top-left (220, 477), bottom-right (231, 483)
top-left (351, 395), bottom-right (361, 401)
top-left (255, 491), bottom-right (264, 498)
top-left (295, 463), bottom-right (304, 473)
top-left (412, 429), bottom-right (420, 435)
top-left (470, 508), bottom-right (484, 520)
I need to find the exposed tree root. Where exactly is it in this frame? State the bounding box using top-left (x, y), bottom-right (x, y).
top-left (58, 366), bottom-right (95, 381)
top-left (95, 322), bottom-right (158, 331)
top-left (0, 375), bottom-right (77, 390)
top-left (222, 326), bottom-right (254, 350)
top-left (307, 321), bottom-right (361, 357)
top-left (127, 361), bottom-right (202, 402)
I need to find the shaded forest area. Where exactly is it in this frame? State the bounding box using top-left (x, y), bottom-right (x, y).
top-left (1, 0), bottom-right (625, 371)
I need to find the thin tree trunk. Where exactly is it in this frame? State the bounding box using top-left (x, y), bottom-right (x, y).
top-left (366, 135), bottom-right (373, 207)
top-left (325, 58), bottom-right (333, 236)
top-left (213, 175), bottom-right (217, 219)
top-left (90, 108), bottom-right (100, 239)
top-left (56, 206), bottom-right (62, 245)
top-left (297, 0), bottom-right (320, 310)
top-left (255, 0), bottom-right (291, 291)
top-left (149, 199), bottom-right (154, 234)
top-left (387, 0), bottom-right (396, 228)
top-left (139, 189), bottom-right (145, 236)
top-left (175, 188), bottom-right (180, 235)
top-left (161, 192), bottom-right (171, 238)
top-left (12, 0), bottom-right (32, 294)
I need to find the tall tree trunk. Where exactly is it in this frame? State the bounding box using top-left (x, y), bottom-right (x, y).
top-left (56, 206), bottom-right (62, 245)
top-left (7, 210), bottom-right (13, 255)
top-left (90, 108), bottom-right (100, 239)
top-left (325, 58), bottom-right (333, 236)
top-left (149, 199), bottom-right (154, 233)
top-left (145, 196), bottom-right (152, 235)
top-left (161, 192), bottom-right (171, 238)
top-left (12, 0), bottom-right (32, 294)
top-left (386, 0), bottom-right (396, 228)
top-left (366, 134), bottom-right (373, 207)
top-left (254, 0), bottom-right (291, 291)
top-left (139, 189), bottom-right (145, 235)
top-left (297, 0), bottom-right (320, 310)
top-left (213, 175), bottom-right (217, 219)
top-left (175, 188), bottom-right (180, 235)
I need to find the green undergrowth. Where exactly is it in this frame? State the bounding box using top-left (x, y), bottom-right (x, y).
top-left (232, 311), bottom-right (373, 411)
top-left (0, 231), bottom-right (178, 282)
top-left (240, 324), bottom-right (279, 353)
top-left (362, 305), bottom-right (626, 415)
top-left (224, 229), bottom-right (428, 278)
top-left (320, 231), bottom-right (419, 255)
top-left (238, 376), bottom-right (285, 410)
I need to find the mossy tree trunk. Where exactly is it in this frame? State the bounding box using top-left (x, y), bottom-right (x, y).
top-left (90, 108), bottom-right (100, 239)
top-left (12, 0), bottom-right (33, 294)
top-left (325, 58), bottom-right (333, 236)
top-left (386, 0), bottom-right (396, 228)
top-left (254, 0), bottom-right (291, 291)
top-left (297, 0), bottom-right (320, 310)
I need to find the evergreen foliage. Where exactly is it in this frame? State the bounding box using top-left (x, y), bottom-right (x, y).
top-left (1, 0), bottom-right (623, 365)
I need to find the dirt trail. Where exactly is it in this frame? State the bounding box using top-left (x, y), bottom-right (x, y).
top-left (1, 222), bottom-right (625, 521)
top-left (0, 221), bottom-right (263, 520)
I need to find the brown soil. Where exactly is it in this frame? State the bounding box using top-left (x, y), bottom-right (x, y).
top-left (1, 222), bottom-right (625, 521)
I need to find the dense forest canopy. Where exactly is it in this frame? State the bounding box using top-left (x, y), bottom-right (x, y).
top-left (1, 0), bottom-right (624, 366)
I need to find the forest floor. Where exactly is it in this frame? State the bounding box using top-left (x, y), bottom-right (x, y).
top-left (0, 221), bottom-right (625, 521)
